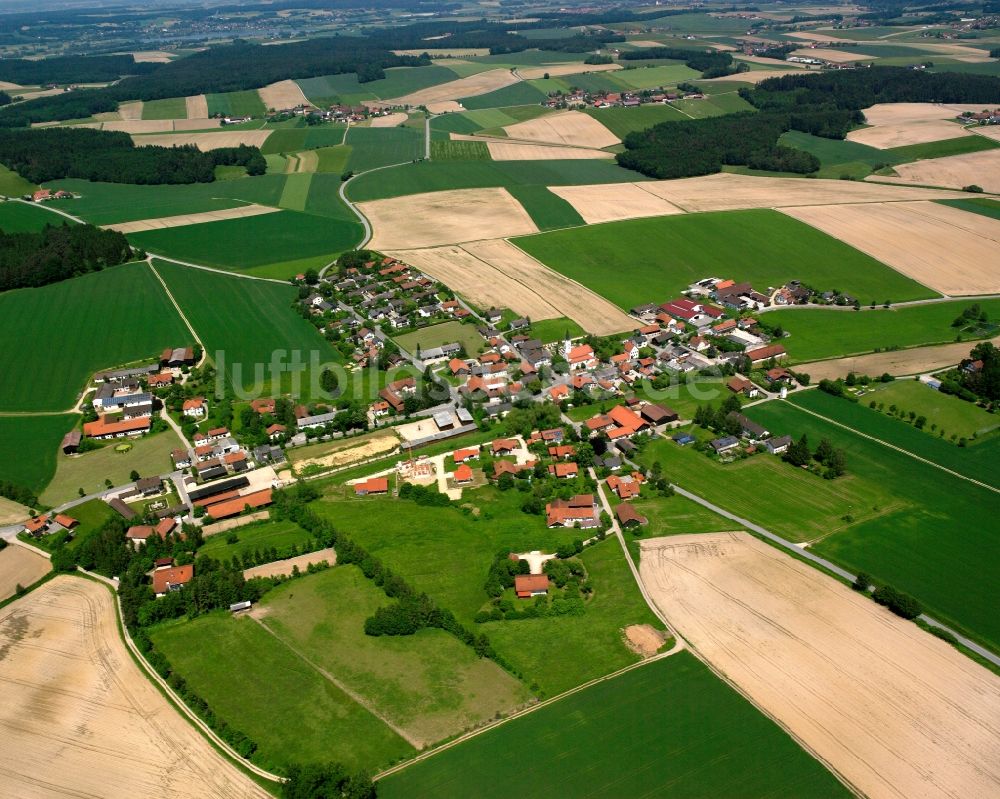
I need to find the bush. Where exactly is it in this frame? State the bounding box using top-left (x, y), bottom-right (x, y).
top-left (852, 572), bottom-right (871, 592)
top-left (872, 585), bottom-right (922, 620)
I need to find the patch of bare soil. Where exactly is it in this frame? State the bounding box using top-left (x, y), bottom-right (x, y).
top-left (623, 624), bottom-right (665, 657)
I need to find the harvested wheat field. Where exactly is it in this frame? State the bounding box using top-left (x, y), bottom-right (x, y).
top-left (702, 69), bottom-right (803, 84)
top-left (639, 532), bottom-right (1000, 799)
top-left (290, 430), bottom-right (400, 473)
top-left (118, 101), bottom-right (143, 120)
top-left (462, 238), bottom-right (636, 335)
top-left (973, 126), bottom-right (1000, 142)
top-left (185, 94), bottom-right (208, 118)
top-left (244, 548), bottom-right (336, 579)
top-left (783, 201), bottom-right (1000, 295)
top-left (388, 69), bottom-right (520, 107)
top-left (383, 245), bottom-right (562, 322)
top-left (171, 117), bottom-right (220, 131)
top-left (628, 40), bottom-right (669, 48)
top-left (502, 110), bottom-right (620, 148)
top-left (258, 79), bottom-right (310, 111)
top-left (131, 130), bottom-right (272, 150)
top-left (0, 80), bottom-right (22, 90)
top-left (361, 187), bottom-right (538, 250)
top-left (798, 336), bottom-right (1000, 381)
top-left (0, 496), bottom-right (29, 525)
top-left (0, 576), bottom-right (272, 798)
top-left (549, 183), bottom-right (684, 224)
top-left (106, 204), bottom-right (280, 234)
top-left (370, 112), bottom-right (408, 128)
top-left (104, 119), bottom-right (175, 133)
top-left (873, 148), bottom-right (1000, 194)
top-left (426, 100), bottom-right (464, 114)
top-left (517, 63), bottom-right (622, 80)
top-left (0, 545), bottom-right (49, 601)
top-left (129, 50), bottom-right (174, 63)
top-left (847, 103), bottom-right (983, 148)
top-left (397, 48), bottom-right (490, 57)
top-left (481, 140), bottom-right (614, 161)
top-left (790, 47), bottom-right (873, 63)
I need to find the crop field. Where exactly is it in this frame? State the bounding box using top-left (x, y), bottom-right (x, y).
top-left (505, 185), bottom-right (584, 230)
top-left (0, 415), bottom-right (77, 495)
top-left (130, 209), bottom-right (360, 275)
top-left (875, 147), bottom-right (1000, 194)
top-left (379, 650), bottom-right (850, 799)
top-left (259, 125), bottom-right (346, 155)
top-left (205, 89), bottom-right (266, 118)
top-left (297, 65), bottom-right (459, 107)
top-left (47, 176), bottom-right (287, 225)
top-left (347, 159), bottom-right (648, 201)
top-left (512, 209), bottom-right (935, 311)
top-left (748, 397), bottom-right (1000, 652)
top-left (150, 609), bottom-right (414, 772)
top-left (775, 298), bottom-right (1000, 362)
top-left (581, 104), bottom-right (686, 138)
top-left (0, 200), bottom-right (70, 232)
top-left (779, 130), bottom-right (897, 179)
top-left (0, 546), bottom-right (49, 600)
top-left (151, 260), bottom-right (344, 398)
top-left (345, 127), bottom-right (425, 172)
top-left (458, 82), bottom-right (547, 111)
top-left (0, 263), bottom-right (189, 412)
top-left (939, 197), bottom-right (1000, 220)
top-left (393, 320), bottom-right (483, 355)
top-left (0, 164), bottom-right (36, 197)
top-left (429, 140), bottom-right (491, 160)
top-left (885, 134), bottom-right (999, 163)
top-left (41, 430), bottom-right (181, 506)
top-left (141, 96), bottom-right (187, 119)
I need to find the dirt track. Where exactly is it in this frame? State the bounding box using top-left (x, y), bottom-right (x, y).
top-left (871, 148), bottom-right (1000, 194)
top-left (105, 204), bottom-right (280, 233)
top-left (0, 577), bottom-right (272, 798)
top-left (639, 532), bottom-right (1000, 799)
top-left (796, 335), bottom-right (1000, 380)
top-left (0, 546), bottom-right (49, 601)
top-left (781, 201), bottom-right (1000, 295)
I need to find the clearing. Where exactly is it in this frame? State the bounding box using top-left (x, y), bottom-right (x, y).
top-left (0, 545), bottom-right (49, 600)
top-left (639, 532), bottom-right (1000, 799)
top-left (361, 187), bottom-right (538, 250)
top-left (846, 103), bottom-right (981, 149)
top-left (781, 200), bottom-right (1000, 296)
top-left (872, 148), bottom-right (1000, 194)
top-left (105, 203), bottom-right (279, 233)
top-left (0, 577), bottom-right (271, 798)
top-left (501, 110), bottom-right (620, 149)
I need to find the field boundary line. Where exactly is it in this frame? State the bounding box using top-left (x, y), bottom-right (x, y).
top-left (373, 639), bottom-right (685, 782)
top-left (250, 615), bottom-right (423, 748)
top-left (786, 397), bottom-right (999, 494)
top-left (149, 254), bottom-right (288, 285)
top-left (147, 259), bottom-right (206, 358)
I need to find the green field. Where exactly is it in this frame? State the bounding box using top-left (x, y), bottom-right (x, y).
top-left (582, 103), bottom-right (687, 138)
top-left (885, 134), bottom-right (1000, 163)
top-left (141, 97), bottom-right (187, 120)
top-left (613, 63), bottom-right (703, 89)
top-left (197, 519), bottom-right (313, 562)
top-left (347, 159), bottom-right (648, 201)
top-left (780, 130), bottom-right (897, 179)
top-left (428, 140), bottom-right (491, 161)
top-left (521, 316), bottom-right (586, 344)
top-left (938, 197), bottom-right (1000, 221)
top-left (748, 396), bottom-right (1000, 653)
top-left (151, 260), bottom-right (345, 398)
top-left (40, 429), bottom-right (182, 506)
top-left (150, 610), bottom-right (414, 772)
top-left (506, 185), bottom-right (585, 230)
top-left (130, 209), bottom-right (361, 276)
top-left (379, 651), bottom-right (850, 799)
top-left (259, 126), bottom-right (347, 155)
top-left (512, 209), bottom-right (936, 310)
top-left (459, 82), bottom-right (548, 111)
top-left (0, 201), bottom-right (71, 232)
top-left (46, 176), bottom-right (287, 225)
top-left (0, 164), bottom-right (36, 197)
top-left (206, 90), bottom-right (266, 118)
top-left (776, 299), bottom-right (1000, 363)
top-left (345, 127), bottom-right (425, 172)
top-left (0, 415), bottom-right (77, 496)
top-left (394, 320), bottom-right (483, 356)
top-left (859, 379), bottom-right (999, 442)
top-left (0, 263), bottom-right (190, 412)
top-left (297, 65), bottom-right (459, 107)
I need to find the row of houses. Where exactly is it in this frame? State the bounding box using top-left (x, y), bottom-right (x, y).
top-left (542, 87), bottom-right (703, 111)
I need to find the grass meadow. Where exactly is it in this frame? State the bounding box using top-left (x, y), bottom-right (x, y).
top-left (0, 164), bottom-right (36, 197)
top-left (885, 133), bottom-right (999, 163)
top-left (521, 316), bottom-right (586, 343)
top-left (259, 126), bottom-right (347, 155)
top-left (747, 396), bottom-right (1000, 653)
top-left (0, 200), bottom-right (71, 232)
top-left (506, 185), bottom-right (585, 230)
top-left (779, 130), bottom-right (897, 179)
top-left (458, 82), bottom-right (548, 111)
top-left (141, 97), bottom-right (187, 120)
top-left (512, 209), bottom-right (936, 310)
top-left (205, 90), bottom-right (266, 118)
top-left (196, 519), bottom-right (313, 562)
top-left (938, 197), bottom-right (1000, 221)
top-left (0, 415), bottom-right (78, 496)
top-left (776, 298), bottom-right (1000, 363)
top-left (379, 651), bottom-right (851, 799)
top-left (150, 611), bottom-right (414, 772)
top-left (428, 140), bottom-right (491, 161)
top-left (346, 159), bottom-right (648, 201)
top-left (859, 379), bottom-right (999, 442)
top-left (345, 127), bottom-right (425, 172)
top-left (151, 260), bottom-right (344, 399)
top-left (0, 263), bottom-right (190, 412)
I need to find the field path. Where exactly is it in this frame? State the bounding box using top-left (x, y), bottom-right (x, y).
top-left (147, 259), bottom-right (206, 359)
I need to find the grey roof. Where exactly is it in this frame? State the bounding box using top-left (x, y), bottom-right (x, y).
top-left (100, 391), bottom-right (152, 409)
top-left (767, 435), bottom-right (793, 449)
top-left (96, 364), bottom-right (158, 382)
top-left (456, 407), bottom-right (474, 423)
top-left (298, 411), bottom-right (338, 428)
top-left (711, 436), bottom-right (740, 451)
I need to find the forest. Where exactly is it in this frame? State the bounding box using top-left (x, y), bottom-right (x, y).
top-left (618, 46), bottom-right (738, 79)
top-left (0, 128), bottom-right (265, 184)
top-left (0, 54), bottom-right (154, 85)
top-left (0, 222), bottom-right (134, 292)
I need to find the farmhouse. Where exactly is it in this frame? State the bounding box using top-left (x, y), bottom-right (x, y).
top-left (549, 461), bottom-right (579, 479)
top-left (491, 438), bottom-right (519, 456)
top-left (607, 472), bottom-right (643, 500)
top-left (83, 416), bottom-right (151, 439)
top-left (710, 436), bottom-right (741, 454)
top-left (640, 403), bottom-right (678, 426)
top-left (766, 435), bottom-right (793, 455)
top-left (515, 574), bottom-right (550, 599)
top-left (182, 397), bottom-right (206, 417)
top-left (153, 564), bottom-right (194, 597)
top-left (746, 344), bottom-right (787, 366)
top-left (545, 495), bottom-right (598, 528)
top-left (205, 488), bottom-right (274, 520)
top-left (354, 477), bottom-right (389, 496)
top-left (453, 464), bottom-right (474, 484)
top-left (453, 447), bottom-right (480, 463)
top-left (728, 412), bottom-right (770, 440)
top-left (615, 503), bottom-right (648, 528)
top-left (727, 376), bottom-right (760, 399)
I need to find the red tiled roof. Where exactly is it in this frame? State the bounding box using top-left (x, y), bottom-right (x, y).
top-left (24, 515), bottom-right (49, 533)
top-left (453, 447), bottom-right (479, 462)
top-left (454, 464), bottom-right (474, 482)
top-left (747, 344), bottom-right (786, 362)
top-left (549, 462), bottom-right (579, 478)
top-left (491, 438), bottom-right (518, 454)
top-left (54, 514), bottom-right (78, 529)
top-left (153, 564), bottom-right (194, 594)
top-left (515, 574), bottom-right (550, 598)
top-left (205, 489), bottom-right (273, 520)
top-left (83, 416), bottom-right (151, 437)
top-left (354, 477), bottom-right (389, 496)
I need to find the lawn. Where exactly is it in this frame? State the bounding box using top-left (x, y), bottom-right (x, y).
top-left (297, 65), bottom-right (459, 107)
top-left (583, 103), bottom-right (687, 138)
top-left (346, 159), bottom-right (648, 201)
top-left (197, 519), bottom-right (313, 562)
top-left (748, 396), bottom-right (1000, 653)
top-left (27, 498), bottom-right (115, 551)
top-left (521, 316), bottom-right (585, 344)
top-left (378, 651), bottom-right (851, 799)
top-left (480, 538), bottom-right (667, 695)
top-left (0, 200), bottom-right (71, 232)
top-left (205, 90), bottom-right (266, 118)
top-left (885, 134), bottom-right (999, 163)
top-left (151, 259), bottom-right (343, 399)
top-left (505, 185), bottom-right (584, 230)
top-left (150, 612), bottom-right (414, 773)
top-left (0, 263), bottom-right (190, 412)
top-left (0, 163), bottom-right (36, 197)
top-left (130, 209), bottom-right (361, 275)
top-left (428, 140), bottom-right (490, 160)
top-left (629, 492), bottom-right (734, 541)
top-left (258, 565), bottom-right (530, 747)
top-left (512, 209), bottom-right (936, 311)
top-left (859, 379), bottom-right (999, 442)
top-left (0, 415), bottom-right (77, 497)
top-left (775, 298), bottom-right (1000, 363)
top-left (394, 320), bottom-right (483, 356)
top-left (345, 127), bottom-right (425, 172)
top-left (141, 97), bottom-right (187, 120)
top-left (40, 430), bottom-right (182, 506)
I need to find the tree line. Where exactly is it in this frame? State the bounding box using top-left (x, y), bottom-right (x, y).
top-left (0, 222), bottom-right (133, 292)
top-left (0, 54), bottom-right (155, 85)
top-left (0, 128), bottom-right (264, 185)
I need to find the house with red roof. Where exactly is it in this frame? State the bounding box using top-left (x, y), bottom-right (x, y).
top-left (548, 461), bottom-right (579, 479)
top-left (354, 477), bottom-right (389, 496)
top-left (153, 564), bottom-right (194, 597)
top-left (453, 463), bottom-right (474, 484)
top-left (515, 574), bottom-right (550, 598)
